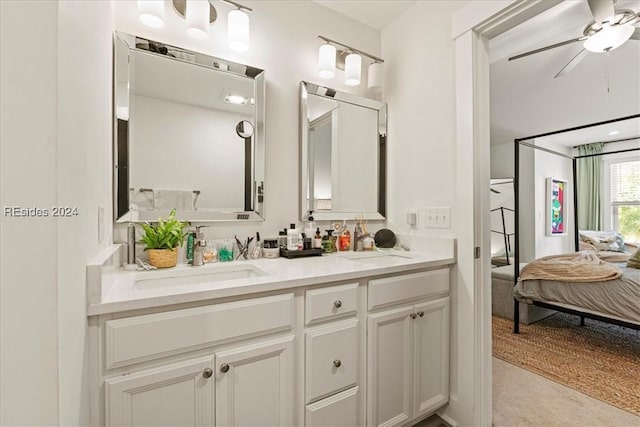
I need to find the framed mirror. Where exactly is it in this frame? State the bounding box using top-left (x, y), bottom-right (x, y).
top-left (113, 32), bottom-right (265, 222)
top-left (300, 81), bottom-right (387, 221)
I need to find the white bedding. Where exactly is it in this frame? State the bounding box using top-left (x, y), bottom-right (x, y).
top-left (514, 263), bottom-right (640, 324)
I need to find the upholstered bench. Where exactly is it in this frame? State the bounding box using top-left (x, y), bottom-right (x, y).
top-left (491, 263), bottom-right (554, 324)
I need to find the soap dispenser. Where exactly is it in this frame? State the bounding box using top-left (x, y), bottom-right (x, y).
top-left (305, 211), bottom-right (316, 240)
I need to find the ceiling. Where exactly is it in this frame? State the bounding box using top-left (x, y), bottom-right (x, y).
top-left (490, 0), bottom-right (640, 147)
top-left (533, 117), bottom-right (640, 148)
top-left (313, 0), bottom-right (417, 30)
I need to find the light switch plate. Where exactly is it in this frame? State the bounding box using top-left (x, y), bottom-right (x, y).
top-left (420, 206), bottom-right (451, 229)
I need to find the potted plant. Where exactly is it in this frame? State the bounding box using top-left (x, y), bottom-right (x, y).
top-left (140, 209), bottom-right (188, 268)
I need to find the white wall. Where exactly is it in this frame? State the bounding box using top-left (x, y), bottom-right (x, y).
top-left (1, 1), bottom-right (113, 425)
top-left (113, 0), bottom-right (381, 239)
top-left (532, 140), bottom-right (574, 258)
top-left (56, 1), bottom-right (114, 424)
top-left (381, 1), bottom-right (471, 425)
top-left (1, 2), bottom-right (60, 424)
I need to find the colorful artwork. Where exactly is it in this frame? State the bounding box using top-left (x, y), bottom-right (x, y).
top-left (547, 178), bottom-right (568, 236)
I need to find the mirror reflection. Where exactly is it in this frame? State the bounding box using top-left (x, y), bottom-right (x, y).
top-left (113, 32), bottom-right (265, 222)
top-left (300, 81), bottom-right (386, 221)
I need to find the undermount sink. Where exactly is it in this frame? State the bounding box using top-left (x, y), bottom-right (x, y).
top-left (133, 264), bottom-right (267, 290)
top-left (343, 251), bottom-right (414, 266)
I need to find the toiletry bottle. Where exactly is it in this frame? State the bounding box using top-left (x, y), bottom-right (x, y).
top-left (322, 230), bottom-right (335, 253)
top-left (314, 227), bottom-right (322, 249)
top-left (305, 211), bottom-right (316, 240)
top-left (353, 222), bottom-right (363, 251)
top-left (251, 232), bottom-right (261, 259)
top-left (339, 221), bottom-right (351, 251)
top-left (279, 230), bottom-right (287, 250)
top-left (287, 223), bottom-right (299, 251)
top-left (219, 239), bottom-right (233, 262)
top-left (186, 228), bottom-right (196, 264)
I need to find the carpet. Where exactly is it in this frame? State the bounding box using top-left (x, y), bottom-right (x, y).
top-left (492, 313), bottom-right (640, 416)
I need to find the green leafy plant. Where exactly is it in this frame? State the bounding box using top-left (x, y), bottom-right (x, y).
top-left (140, 209), bottom-right (188, 250)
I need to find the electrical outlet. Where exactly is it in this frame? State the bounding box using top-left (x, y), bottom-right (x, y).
top-left (406, 211), bottom-right (417, 226)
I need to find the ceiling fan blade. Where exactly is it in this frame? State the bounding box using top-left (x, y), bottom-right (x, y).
top-left (508, 37), bottom-right (586, 61)
top-left (587, 0), bottom-right (616, 24)
top-left (631, 27), bottom-right (640, 41)
top-left (554, 48), bottom-right (589, 78)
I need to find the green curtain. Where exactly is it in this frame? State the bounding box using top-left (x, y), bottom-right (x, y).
top-left (577, 142), bottom-right (604, 230)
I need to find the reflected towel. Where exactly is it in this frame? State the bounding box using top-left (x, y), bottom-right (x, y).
top-left (153, 189), bottom-right (194, 211)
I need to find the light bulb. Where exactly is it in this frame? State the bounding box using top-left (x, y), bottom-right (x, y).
top-left (228, 9), bottom-right (250, 52)
top-left (583, 23), bottom-right (635, 53)
top-left (345, 53), bottom-right (361, 86)
top-left (318, 44), bottom-right (336, 79)
top-left (137, 0), bottom-right (164, 28)
top-left (186, 0), bottom-right (209, 40)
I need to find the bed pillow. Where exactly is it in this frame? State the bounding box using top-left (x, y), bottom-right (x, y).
top-left (628, 247), bottom-right (640, 269)
top-left (579, 230), bottom-right (626, 253)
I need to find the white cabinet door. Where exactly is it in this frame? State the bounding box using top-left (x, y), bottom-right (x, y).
top-left (105, 356), bottom-right (214, 427)
top-left (215, 335), bottom-right (294, 427)
top-left (367, 305), bottom-right (413, 427)
top-left (413, 297), bottom-right (449, 418)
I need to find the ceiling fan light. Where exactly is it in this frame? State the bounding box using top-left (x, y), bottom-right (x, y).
top-left (583, 23), bottom-right (635, 52)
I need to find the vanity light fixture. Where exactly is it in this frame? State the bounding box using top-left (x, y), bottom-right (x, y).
top-left (317, 35), bottom-right (384, 90)
top-left (344, 53), bottom-right (362, 86)
top-left (186, 0), bottom-right (210, 40)
top-left (318, 43), bottom-right (337, 79)
top-left (139, 0), bottom-right (252, 50)
top-left (138, 0), bottom-right (165, 28)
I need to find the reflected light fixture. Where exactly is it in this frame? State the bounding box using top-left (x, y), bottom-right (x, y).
top-left (138, 0), bottom-right (165, 28)
top-left (583, 23), bottom-right (635, 53)
top-left (317, 36), bottom-right (384, 90)
top-left (344, 53), bottom-right (362, 86)
top-left (318, 43), bottom-right (336, 79)
top-left (186, 0), bottom-right (210, 39)
top-left (225, 93), bottom-right (249, 105)
top-left (228, 7), bottom-right (250, 52)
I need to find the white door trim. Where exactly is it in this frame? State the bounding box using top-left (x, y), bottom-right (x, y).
top-left (451, 1), bottom-right (560, 426)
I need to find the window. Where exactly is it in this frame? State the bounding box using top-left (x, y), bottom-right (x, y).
top-left (607, 157), bottom-right (640, 243)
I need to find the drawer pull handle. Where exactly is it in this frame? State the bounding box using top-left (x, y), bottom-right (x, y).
top-left (410, 313), bottom-right (417, 319)
top-left (203, 368), bottom-right (213, 379)
top-left (417, 311), bottom-right (424, 317)
top-left (220, 363), bottom-right (230, 373)
top-left (333, 359), bottom-right (342, 368)
top-left (334, 300), bottom-right (342, 308)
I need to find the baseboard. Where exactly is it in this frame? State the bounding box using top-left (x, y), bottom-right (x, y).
top-left (436, 411), bottom-right (458, 427)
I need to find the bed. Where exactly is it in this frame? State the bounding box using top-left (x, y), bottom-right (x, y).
top-left (513, 251), bottom-right (640, 331)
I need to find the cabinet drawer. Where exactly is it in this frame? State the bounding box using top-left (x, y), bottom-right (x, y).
top-left (305, 319), bottom-right (358, 403)
top-left (306, 282), bottom-right (358, 325)
top-left (368, 269), bottom-right (449, 310)
top-left (105, 293), bottom-right (293, 368)
top-left (306, 386), bottom-right (359, 427)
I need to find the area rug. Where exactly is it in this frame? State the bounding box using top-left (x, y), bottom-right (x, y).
top-left (492, 314), bottom-right (640, 415)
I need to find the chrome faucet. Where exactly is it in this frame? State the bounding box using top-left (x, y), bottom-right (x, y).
top-left (192, 225), bottom-right (208, 266)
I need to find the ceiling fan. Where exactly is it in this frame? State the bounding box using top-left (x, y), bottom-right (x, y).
top-left (509, 0), bottom-right (640, 78)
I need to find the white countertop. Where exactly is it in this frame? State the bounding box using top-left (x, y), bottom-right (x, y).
top-left (88, 250), bottom-right (455, 316)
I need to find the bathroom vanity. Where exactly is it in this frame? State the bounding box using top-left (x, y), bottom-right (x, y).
top-left (88, 250), bottom-right (454, 426)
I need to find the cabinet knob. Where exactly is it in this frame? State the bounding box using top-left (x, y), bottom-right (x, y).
top-left (417, 311), bottom-right (424, 317)
top-left (220, 363), bottom-right (230, 373)
top-left (333, 359), bottom-right (342, 368)
top-left (334, 300), bottom-right (342, 308)
top-left (202, 368), bottom-right (213, 379)
top-left (410, 313), bottom-right (417, 319)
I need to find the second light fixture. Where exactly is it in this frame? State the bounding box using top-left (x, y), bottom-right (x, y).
top-left (317, 35), bottom-right (384, 91)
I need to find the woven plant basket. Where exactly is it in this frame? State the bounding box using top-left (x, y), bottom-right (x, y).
top-left (148, 248), bottom-right (178, 268)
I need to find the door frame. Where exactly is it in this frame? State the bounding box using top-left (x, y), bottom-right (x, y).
top-left (451, 1), bottom-right (560, 425)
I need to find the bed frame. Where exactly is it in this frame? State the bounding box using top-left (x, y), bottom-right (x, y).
top-left (512, 114), bottom-right (640, 333)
